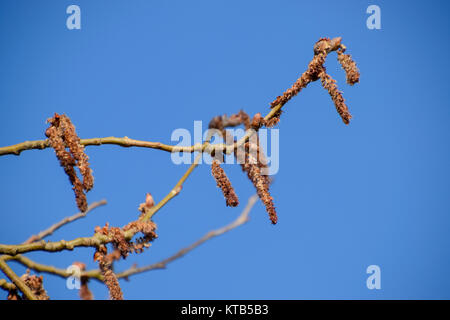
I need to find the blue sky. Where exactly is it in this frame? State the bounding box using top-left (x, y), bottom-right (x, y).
top-left (0, 0), bottom-right (449, 299)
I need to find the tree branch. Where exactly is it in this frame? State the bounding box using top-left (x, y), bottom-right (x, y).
top-left (116, 194), bottom-right (258, 279)
top-left (0, 278), bottom-right (16, 291)
top-left (0, 103), bottom-right (283, 157)
top-left (0, 200), bottom-right (107, 297)
top-left (3, 195), bottom-right (259, 284)
top-left (0, 259), bottom-right (36, 300)
top-left (0, 148), bottom-right (207, 255)
top-left (0, 37), bottom-right (359, 299)
top-left (24, 200), bottom-right (107, 244)
top-left (140, 152), bottom-right (204, 222)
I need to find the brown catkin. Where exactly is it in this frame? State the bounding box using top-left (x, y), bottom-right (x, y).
top-left (270, 51), bottom-right (327, 109)
top-left (59, 115), bottom-right (94, 191)
top-left (209, 110), bottom-right (277, 223)
top-left (251, 112), bottom-right (265, 130)
top-left (20, 271), bottom-right (49, 300)
top-left (45, 113), bottom-right (94, 212)
top-left (72, 177), bottom-right (88, 213)
top-left (240, 145), bottom-right (277, 224)
top-left (95, 250), bottom-right (123, 300)
top-left (211, 159), bottom-right (239, 207)
top-left (7, 290), bottom-right (22, 300)
top-left (318, 67), bottom-right (352, 124)
top-left (270, 37), bottom-right (359, 126)
top-left (72, 262), bottom-right (94, 300)
top-left (337, 50), bottom-right (360, 85)
top-left (95, 219), bottom-right (158, 258)
top-left (209, 110), bottom-right (251, 136)
top-left (79, 278), bottom-right (94, 300)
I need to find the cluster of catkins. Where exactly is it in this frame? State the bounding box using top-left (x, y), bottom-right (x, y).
top-left (209, 37), bottom-right (359, 224)
top-left (271, 37), bottom-right (360, 125)
top-left (31, 36), bottom-right (359, 301)
top-left (7, 270), bottom-right (49, 300)
top-left (209, 110), bottom-right (278, 224)
top-left (45, 113), bottom-right (94, 212)
top-left (92, 196), bottom-right (158, 300)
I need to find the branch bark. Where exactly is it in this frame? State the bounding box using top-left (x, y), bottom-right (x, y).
top-left (2, 195), bottom-right (258, 284)
top-left (24, 200), bottom-right (107, 244)
top-left (0, 104), bottom-right (283, 157)
top-left (0, 259), bottom-right (36, 300)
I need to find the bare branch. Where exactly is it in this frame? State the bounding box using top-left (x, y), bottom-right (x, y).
top-left (0, 37), bottom-right (360, 299)
top-left (0, 37), bottom-right (354, 159)
top-left (0, 144), bottom-right (208, 256)
top-left (116, 194), bottom-right (258, 279)
top-left (1, 195), bottom-right (259, 284)
top-left (0, 259), bottom-right (36, 300)
top-left (0, 278), bottom-right (16, 291)
top-left (24, 200), bottom-right (107, 244)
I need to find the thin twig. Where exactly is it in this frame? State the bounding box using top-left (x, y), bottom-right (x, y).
top-left (140, 152), bottom-right (204, 222)
top-left (0, 36), bottom-right (356, 258)
top-left (0, 259), bottom-right (36, 300)
top-left (24, 200), bottom-right (107, 244)
top-left (0, 200), bottom-right (107, 296)
top-left (0, 278), bottom-right (16, 291)
top-left (2, 254), bottom-right (76, 278)
top-left (0, 147), bottom-right (206, 256)
top-left (0, 37), bottom-right (360, 300)
top-left (116, 194), bottom-right (258, 279)
top-left (0, 104), bottom-right (284, 158)
top-left (0, 232), bottom-right (113, 256)
top-left (4, 195), bottom-right (258, 283)
top-left (0, 37), bottom-right (344, 159)
top-left (139, 130), bottom-right (215, 221)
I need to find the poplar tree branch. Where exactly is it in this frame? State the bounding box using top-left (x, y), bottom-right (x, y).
top-left (0, 37), bottom-right (360, 299)
top-left (0, 150), bottom-right (207, 255)
top-left (1, 195), bottom-right (258, 285)
top-left (0, 259), bottom-right (37, 300)
top-left (24, 200), bottom-right (107, 244)
top-left (0, 279), bottom-right (16, 291)
top-left (0, 104), bottom-right (284, 157)
top-left (116, 194), bottom-right (258, 279)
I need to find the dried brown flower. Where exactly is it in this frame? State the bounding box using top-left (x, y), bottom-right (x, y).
top-left (270, 37), bottom-right (359, 125)
top-left (239, 142), bottom-right (277, 224)
top-left (45, 113), bottom-right (94, 212)
top-left (318, 67), bottom-right (352, 124)
top-left (337, 48), bottom-right (360, 85)
top-left (109, 227), bottom-right (129, 258)
top-left (209, 110), bottom-right (251, 135)
top-left (95, 250), bottom-right (123, 300)
top-left (211, 159), bottom-right (239, 207)
top-left (251, 112), bottom-right (265, 129)
top-left (20, 270), bottom-right (49, 300)
top-left (93, 218), bottom-right (158, 260)
top-left (79, 278), bottom-right (94, 300)
top-left (270, 50), bottom-right (327, 109)
top-left (59, 115), bottom-right (94, 191)
top-left (209, 110), bottom-right (277, 223)
top-left (124, 219), bottom-right (158, 254)
top-left (7, 290), bottom-right (21, 300)
top-left (138, 193), bottom-right (155, 216)
top-left (72, 262), bottom-right (94, 300)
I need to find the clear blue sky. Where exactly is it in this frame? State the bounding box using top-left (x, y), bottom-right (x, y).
top-left (1, 0), bottom-right (449, 299)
